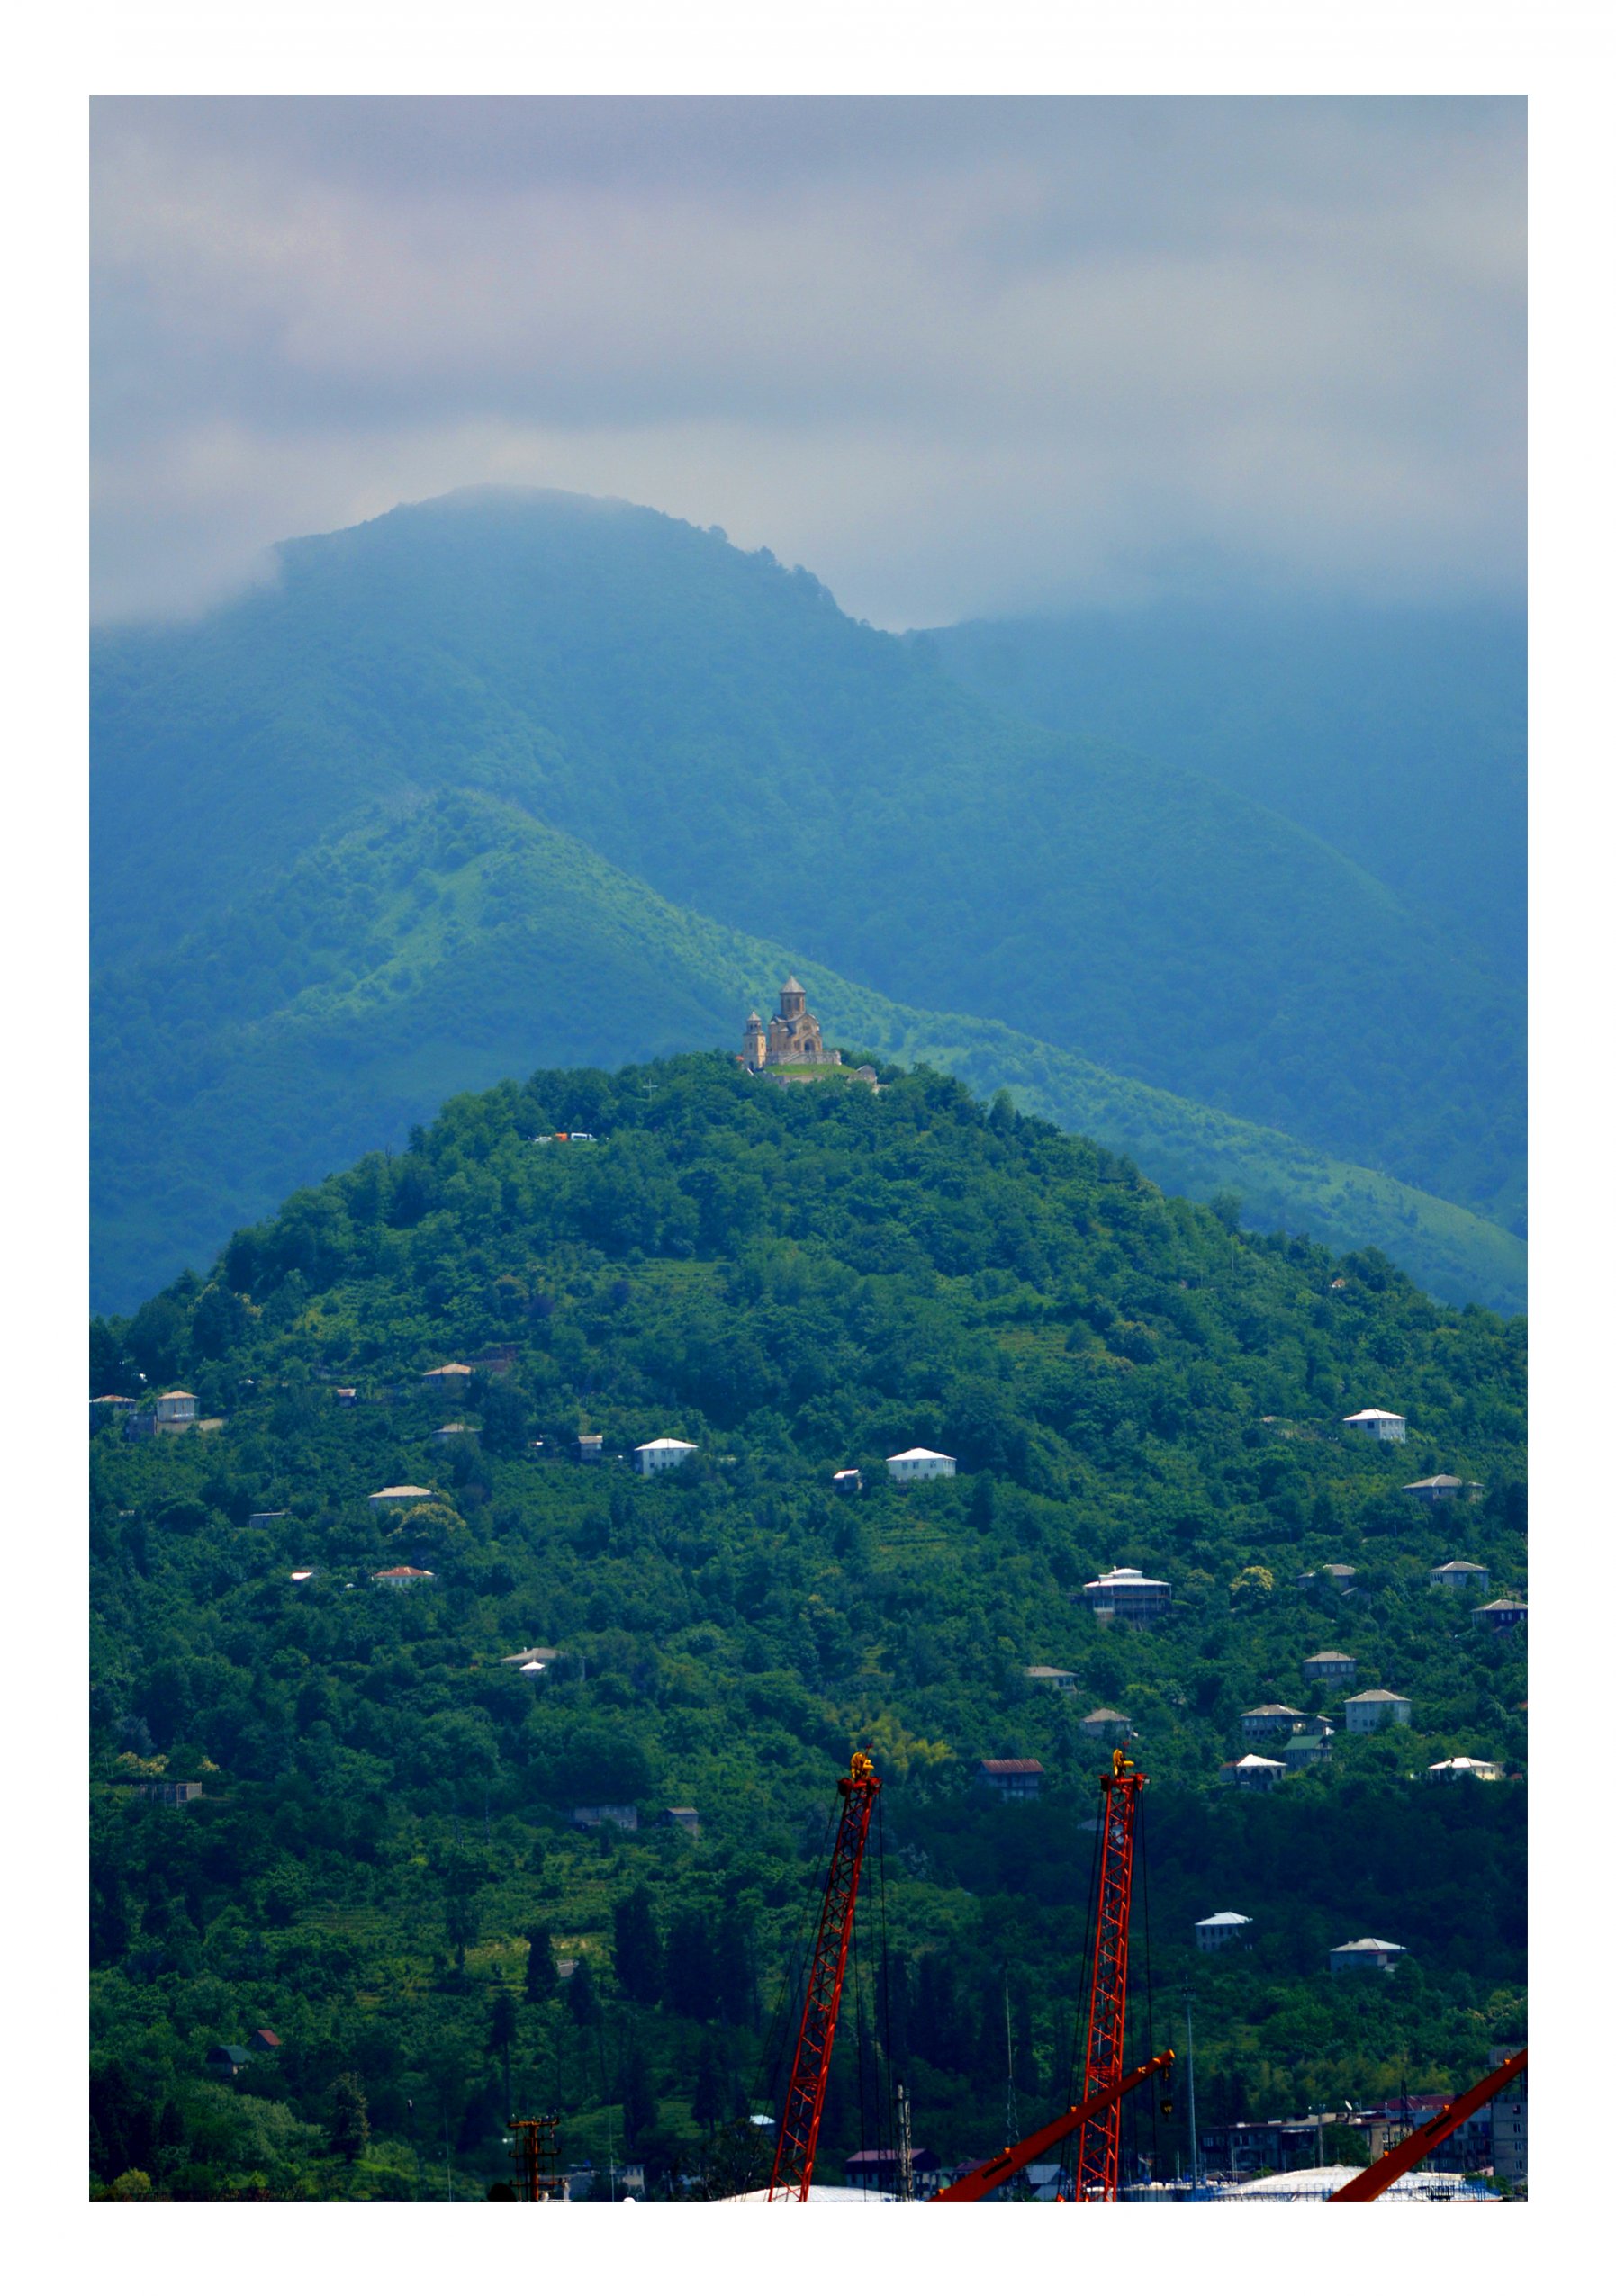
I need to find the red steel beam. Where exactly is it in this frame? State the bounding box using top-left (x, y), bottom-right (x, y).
top-left (930, 2049), bottom-right (1175, 2203)
top-left (1325, 2048), bottom-right (1527, 2201)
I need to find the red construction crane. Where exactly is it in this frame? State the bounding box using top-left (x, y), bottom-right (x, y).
top-left (930, 2049), bottom-right (1175, 2202)
top-left (1073, 1748), bottom-right (1148, 2202)
top-left (767, 1750), bottom-right (881, 2202)
top-left (1325, 2048), bottom-right (1527, 2201)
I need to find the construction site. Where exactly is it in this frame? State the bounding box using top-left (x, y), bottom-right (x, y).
top-left (490, 1748), bottom-right (1524, 2205)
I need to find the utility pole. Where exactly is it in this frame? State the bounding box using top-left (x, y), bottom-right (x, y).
top-left (896, 2084), bottom-right (915, 2203)
top-left (1184, 1987), bottom-right (1201, 2189)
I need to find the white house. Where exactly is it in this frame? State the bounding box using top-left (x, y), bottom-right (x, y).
top-left (1428, 1757), bottom-right (1504, 1783)
top-left (832, 1468), bottom-right (863, 1496)
top-left (1329, 1937), bottom-right (1405, 1974)
top-left (1079, 1707), bottom-right (1133, 1742)
top-left (154, 1390), bottom-right (198, 1425)
top-left (635, 1437), bottom-right (698, 1478)
top-left (1430, 1559), bottom-right (1490, 1594)
top-left (1219, 1754), bottom-right (1286, 1792)
top-left (1343, 1688), bottom-right (1412, 1732)
top-left (887, 1447), bottom-right (956, 1483)
top-left (1196, 1911), bottom-right (1254, 1954)
top-left (1082, 1567), bottom-right (1172, 1623)
top-left (371, 1566), bottom-right (436, 1588)
top-left (1341, 1409), bottom-right (1407, 1443)
top-left (1403, 1473), bottom-right (1467, 1503)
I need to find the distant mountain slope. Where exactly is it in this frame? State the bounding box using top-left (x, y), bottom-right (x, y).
top-left (920, 600), bottom-right (1525, 978)
top-left (92, 491), bottom-right (1523, 1239)
top-left (93, 789), bottom-right (1524, 1317)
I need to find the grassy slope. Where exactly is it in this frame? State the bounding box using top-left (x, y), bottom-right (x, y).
top-left (93, 790), bottom-right (1524, 1316)
top-left (92, 489), bottom-right (1523, 1232)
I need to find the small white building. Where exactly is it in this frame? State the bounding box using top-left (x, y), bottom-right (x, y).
top-left (1079, 1707), bottom-right (1132, 1742)
top-left (368, 1483), bottom-right (436, 1510)
top-left (502, 1645), bottom-right (562, 1668)
top-left (832, 1468), bottom-right (863, 1496)
top-left (1343, 1688), bottom-right (1412, 1733)
top-left (635, 1437), bottom-right (698, 1478)
top-left (1025, 1666), bottom-right (1078, 1692)
top-left (1428, 1757), bottom-right (1504, 1783)
top-left (1082, 1567), bottom-right (1172, 1623)
top-left (1195, 1911), bottom-right (1254, 1955)
top-left (1241, 1704), bottom-right (1310, 1742)
top-left (1302, 1651), bottom-right (1357, 1686)
top-left (1329, 1937), bottom-right (1405, 1975)
top-left (886, 1447), bottom-right (956, 1483)
top-left (421, 1363), bottom-right (474, 1391)
top-left (1342, 1409), bottom-right (1407, 1443)
top-left (1431, 1559), bottom-right (1490, 1594)
top-left (1219, 1754), bottom-right (1286, 1792)
top-left (154, 1390), bottom-right (199, 1425)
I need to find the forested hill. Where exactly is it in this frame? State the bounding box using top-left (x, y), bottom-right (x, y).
top-left (92, 786), bottom-right (1525, 1317)
top-left (92, 488), bottom-right (1524, 1264)
top-left (91, 1058), bottom-right (1525, 2199)
top-left (922, 599), bottom-right (1526, 981)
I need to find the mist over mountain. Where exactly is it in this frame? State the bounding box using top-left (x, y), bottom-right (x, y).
top-left (92, 488), bottom-right (1524, 1310)
top-left (922, 599), bottom-right (1525, 979)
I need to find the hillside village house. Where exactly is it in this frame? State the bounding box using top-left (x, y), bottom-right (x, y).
top-left (1296, 1562), bottom-right (1357, 1591)
top-left (1344, 1688), bottom-right (1412, 1732)
top-left (741, 977), bottom-right (843, 1072)
top-left (1240, 1704), bottom-right (1310, 1742)
top-left (1404, 1473), bottom-right (1468, 1503)
top-left (154, 1390), bottom-right (198, 1425)
top-left (1474, 1597), bottom-right (1527, 1632)
top-left (1329, 1937), bottom-right (1405, 1974)
top-left (1079, 1707), bottom-right (1133, 1742)
top-left (1302, 1650), bottom-right (1357, 1687)
top-left (1195, 1911), bottom-right (1254, 1954)
top-left (887, 1446), bottom-right (956, 1483)
top-left (502, 1645), bottom-right (562, 1669)
top-left (577, 1433), bottom-right (604, 1463)
top-left (832, 1468), bottom-right (863, 1496)
top-left (1431, 1558), bottom-right (1490, 1593)
top-left (371, 1566), bottom-right (436, 1589)
top-left (368, 1483), bottom-right (436, 1510)
top-left (206, 2045), bottom-right (252, 2076)
top-left (976, 1759), bottom-right (1043, 1802)
top-left (1282, 1731), bottom-right (1332, 1772)
top-left (132, 1778), bottom-right (203, 1806)
top-left (1081, 1567), bottom-right (1171, 1623)
top-left (1341, 1408), bottom-right (1406, 1442)
top-left (664, 1807), bottom-right (700, 1838)
top-left (572, 1804), bottom-right (638, 1832)
top-left (1428, 1756), bottom-right (1504, 1783)
top-left (1024, 1666), bottom-right (1078, 1692)
top-left (1219, 1754), bottom-right (1286, 1792)
top-left (421, 1363), bottom-right (473, 1392)
top-left (635, 1437), bottom-right (697, 1477)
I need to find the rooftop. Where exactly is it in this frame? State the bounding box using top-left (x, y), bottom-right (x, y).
top-left (1332, 1937), bottom-right (1404, 1954)
top-left (887, 1446), bottom-right (955, 1463)
top-left (1196, 1911), bottom-right (1252, 1927)
top-left (1342, 1408), bottom-right (1404, 1423)
top-left (1303, 1652), bottom-right (1354, 1664)
top-left (1345, 1688), bottom-right (1408, 1702)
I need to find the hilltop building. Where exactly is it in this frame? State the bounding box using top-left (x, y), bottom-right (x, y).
top-left (1344, 1688), bottom-right (1412, 1732)
top-left (1302, 1651), bottom-right (1357, 1687)
top-left (1342, 1409), bottom-right (1406, 1442)
top-left (1474, 1598), bottom-right (1527, 1632)
top-left (975, 1759), bottom-right (1043, 1802)
top-left (1329, 1937), bottom-right (1404, 1974)
top-left (887, 1447), bottom-right (955, 1483)
top-left (1081, 1566), bottom-right (1171, 1623)
top-left (635, 1437), bottom-right (697, 1478)
top-left (742, 977), bottom-right (843, 1071)
top-left (1195, 1911), bottom-right (1254, 1954)
top-left (1431, 1559), bottom-right (1490, 1594)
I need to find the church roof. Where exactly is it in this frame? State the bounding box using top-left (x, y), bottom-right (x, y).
top-left (781, 975), bottom-right (804, 995)
top-left (746, 1011), bottom-right (763, 1025)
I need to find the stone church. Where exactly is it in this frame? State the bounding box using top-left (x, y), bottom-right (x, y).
top-left (742, 977), bottom-right (843, 1071)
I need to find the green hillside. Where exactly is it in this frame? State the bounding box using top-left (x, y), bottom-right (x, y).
top-left (92, 489), bottom-right (1524, 1240)
top-left (89, 1058), bottom-right (1525, 2199)
top-left (923, 600), bottom-right (1526, 979)
top-left (94, 789), bottom-right (1524, 1316)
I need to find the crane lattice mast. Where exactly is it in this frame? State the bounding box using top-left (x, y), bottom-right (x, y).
top-left (767, 1751), bottom-right (881, 2202)
top-left (1073, 1749), bottom-right (1147, 2201)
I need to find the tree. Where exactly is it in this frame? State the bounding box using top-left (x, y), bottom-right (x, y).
top-left (325, 2075), bottom-right (369, 2165)
top-left (568, 1959), bottom-right (600, 2028)
top-left (693, 2039), bottom-right (727, 2133)
top-left (613, 1885), bottom-right (663, 2005)
top-left (524, 1929), bottom-right (557, 2004)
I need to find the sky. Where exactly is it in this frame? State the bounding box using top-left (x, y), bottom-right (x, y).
top-left (89, 94), bottom-right (1525, 631)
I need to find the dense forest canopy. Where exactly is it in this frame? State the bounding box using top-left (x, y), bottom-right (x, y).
top-left (92, 490), bottom-right (1524, 1319)
top-left (90, 1057), bottom-right (1525, 2199)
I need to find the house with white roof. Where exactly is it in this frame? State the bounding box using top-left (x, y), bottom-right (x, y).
top-left (635, 1437), bottom-right (698, 1478)
top-left (1219, 1754), bottom-right (1286, 1792)
top-left (1079, 1707), bottom-right (1133, 1742)
top-left (1473, 1598), bottom-right (1527, 1632)
top-left (1343, 1688), bottom-right (1412, 1732)
top-left (886, 1447), bottom-right (955, 1482)
top-left (1403, 1473), bottom-right (1467, 1503)
top-left (1329, 1937), bottom-right (1405, 1974)
top-left (368, 1483), bottom-right (436, 1509)
top-left (154, 1390), bottom-right (198, 1425)
top-left (1428, 1756), bottom-right (1504, 1783)
top-left (1081, 1567), bottom-right (1171, 1623)
top-left (1302, 1651), bottom-right (1357, 1686)
top-left (1241, 1704), bottom-right (1310, 1742)
top-left (1195, 1911), bottom-right (1254, 1954)
top-left (1342, 1409), bottom-right (1406, 1442)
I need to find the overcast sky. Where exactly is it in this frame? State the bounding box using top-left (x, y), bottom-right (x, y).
top-left (90, 95), bottom-right (1524, 631)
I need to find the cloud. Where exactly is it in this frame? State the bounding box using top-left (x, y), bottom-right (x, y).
top-left (90, 95), bottom-right (1524, 628)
